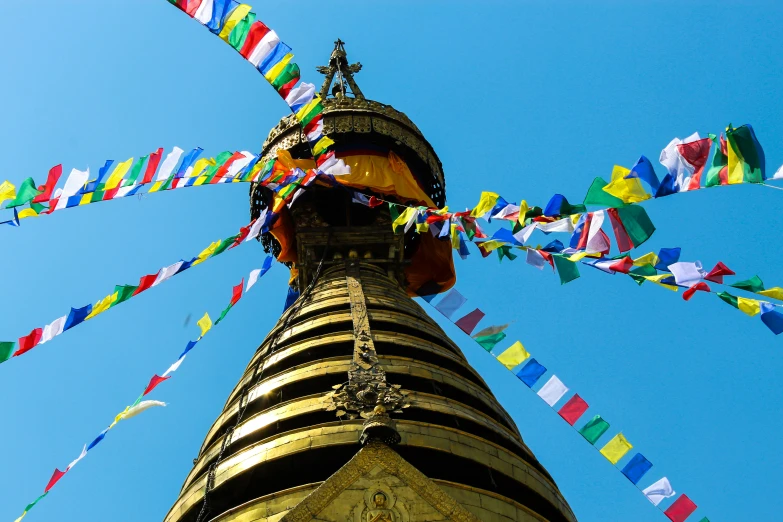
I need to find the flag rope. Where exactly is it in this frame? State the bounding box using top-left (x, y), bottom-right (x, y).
top-left (11, 261), bottom-right (274, 522)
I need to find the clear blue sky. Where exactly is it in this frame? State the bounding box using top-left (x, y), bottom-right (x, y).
top-left (1, 1), bottom-right (781, 520)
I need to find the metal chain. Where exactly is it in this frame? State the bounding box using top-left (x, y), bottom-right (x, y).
top-left (194, 243), bottom-right (329, 522)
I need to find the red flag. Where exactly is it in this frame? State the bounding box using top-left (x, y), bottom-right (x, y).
top-left (44, 468), bottom-right (67, 492)
top-left (141, 148), bottom-right (164, 184)
top-left (576, 213), bottom-right (592, 250)
top-left (303, 114), bottom-right (323, 135)
top-left (558, 394), bottom-right (588, 425)
top-left (683, 282), bottom-right (711, 301)
top-left (33, 165), bottom-right (63, 203)
top-left (143, 374), bottom-right (171, 396)
top-left (133, 274), bottom-right (159, 296)
top-left (704, 261), bottom-right (735, 284)
top-left (607, 208), bottom-right (633, 253)
top-left (663, 494), bottom-right (697, 522)
top-left (315, 150), bottom-right (334, 167)
top-left (240, 21), bottom-right (271, 58)
top-left (608, 256), bottom-right (633, 274)
top-left (278, 77), bottom-right (299, 99)
top-left (538, 250), bottom-right (555, 271)
top-left (211, 152), bottom-right (244, 184)
top-left (230, 280), bottom-right (244, 306)
top-left (368, 196), bottom-right (384, 208)
top-left (15, 328), bottom-right (43, 357)
top-left (677, 137), bottom-right (712, 189)
top-left (454, 309), bottom-right (485, 335)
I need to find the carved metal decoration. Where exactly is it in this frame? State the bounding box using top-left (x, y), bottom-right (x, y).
top-left (317, 39), bottom-right (365, 100)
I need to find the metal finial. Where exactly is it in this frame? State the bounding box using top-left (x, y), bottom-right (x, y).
top-left (316, 39), bottom-right (364, 100)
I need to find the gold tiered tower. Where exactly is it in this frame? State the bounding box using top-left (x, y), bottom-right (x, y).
top-left (165, 42), bottom-right (576, 522)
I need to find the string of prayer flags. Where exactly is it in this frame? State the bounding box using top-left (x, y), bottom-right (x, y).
top-left (164, 1), bottom-right (335, 162)
top-left (0, 218), bottom-right (267, 364)
top-left (421, 285), bottom-right (706, 520)
top-left (12, 264), bottom-right (271, 521)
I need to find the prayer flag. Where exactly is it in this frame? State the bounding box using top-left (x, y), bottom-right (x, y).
top-left (664, 494), bottom-right (698, 522)
top-left (537, 375), bottom-right (568, 406)
top-left (730, 275), bottom-right (765, 293)
top-left (516, 358), bottom-right (546, 387)
top-left (669, 261), bottom-right (706, 286)
top-left (526, 248), bottom-right (547, 270)
top-left (643, 477), bottom-right (675, 506)
top-left (454, 308), bottom-right (485, 335)
top-left (15, 328), bottom-right (42, 356)
top-left (579, 415), bottom-right (610, 444)
top-left (474, 332), bottom-right (507, 352)
top-left (726, 124), bottom-right (765, 184)
top-left (64, 305), bottom-right (92, 331)
top-left (112, 285), bottom-right (138, 306)
top-left (599, 433), bottom-right (632, 464)
top-left (558, 394), bottom-right (588, 425)
top-left (606, 208), bottom-right (633, 252)
top-left (32, 165), bottom-right (63, 203)
top-left (247, 257), bottom-right (273, 292)
top-left (760, 302), bottom-right (783, 335)
top-left (40, 316), bottom-right (66, 344)
top-left (0, 342), bottom-right (14, 363)
top-left (553, 255), bottom-right (580, 285)
top-left (621, 453), bottom-right (653, 484)
top-left (143, 374), bottom-right (171, 396)
top-left (704, 261), bottom-right (734, 284)
top-left (471, 192), bottom-right (500, 218)
top-left (197, 312), bottom-right (212, 337)
top-left (86, 293), bottom-right (116, 320)
top-left (496, 341), bottom-right (529, 369)
top-left (717, 291), bottom-right (739, 309)
top-left (615, 205), bottom-right (655, 248)
top-left (659, 133), bottom-right (710, 192)
top-left (683, 282), bottom-right (711, 301)
top-left (624, 155), bottom-right (660, 192)
top-left (737, 297), bottom-right (761, 316)
top-left (6, 178), bottom-right (42, 208)
top-left (603, 165), bottom-right (651, 203)
top-left (655, 247), bottom-right (681, 270)
top-left (705, 133), bottom-right (729, 187)
top-left (544, 194), bottom-right (585, 216)
top-left (66, 445), bottom-right (87, 472)
top-left (758, 287), bottom-right (783, 300)
top-left (155, 147), bottom-right (184, 181)
top-left (87, 428), bottom-right (109, 451)
top-left (124, 400), bottom-right (166, 420)
top-left (44, 468), bottom-right (67, 492)
top-left (0, 180), bottom-right (16, 207)
top-left (179, 340), bottom-right (199, 359)
top-left (54, 168), bottom-right (90, 210)
top-left (133, 274), bottom-right (159, 296)
top-left (473, 324), bottom-right (509, 339)
top-left (434, 289), bottom-right (467, 319)
top-left (583, 177), bottom-right (626, 208)
top-left (152, 261), bottom-right (185, 287)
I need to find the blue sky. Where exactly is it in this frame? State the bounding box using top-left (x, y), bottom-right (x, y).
top-left (1, 1), bottom-right (782, 520)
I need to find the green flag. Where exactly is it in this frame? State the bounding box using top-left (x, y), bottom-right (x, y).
top-left (583, 177), bottom-right (626, 208)
top-left (0, 341), bottom-right (15, 363)
top-left (579, 415), bottom-right (610, 444)
top-left (202, 151), bottom-right (234, 184)
top-left (615, 205), bottom-right (655, 248)
top-left (6, 177), bottom-right (42, 208)
top-left (213, 235), bottom-right (240, 257)
top-left (727, 124), bottom-right (765, 184)
top-left (717, 291), bottom-right (739, 309)
top-left (704, 134), bottom-right (728, 187)
top-left (730, 275), bottom-right (765, 293)
top-left (112, 285), bottom-right (139, 307)
top-left (475, 332), bottom-right (507, 352)
top-left (497, 246), bottom-right (517, 262)
top-left (229, 11), bottom-right (256, 50)
top-left (629, 264), bottom-right (657, 286)
top-left (124, 155), bottom-right (148, 186)
top-left (215, 304), bottom-right (234, 325)
top-left (553, 255), bottom-right (580, 285)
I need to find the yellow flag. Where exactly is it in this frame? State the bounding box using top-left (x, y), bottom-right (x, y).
top-left (450, 224), bottom-right (460, 249)
top-left (197, 313), bottom-right (213, 338)
top-left (110, 406), bottom-right (130, 428)
top-left (295, 96), bottom-right (322, 121)
top-left (603, 165), bottom-right (652, 204)
top-left (517, 200), bottom-right (529, 226)
top-left (190, 157), bottom-right (215, 179)
top-left (470, 191), bottom-right (499, 218)
top-left (644, 274), bottom-right (678, 291)
top-left (313, 136), bottom-right (335, 156)
top-left (633, 252), bottom-right (659, 267)
top-left (193, 240), bottom-right (220, 266)
top-left (218, 4), bottom-right (252, 41)
top-left (18, 208), bottom-right (39, 219)
top-left (478, 239), bottom-right (506, 252)
top-left (86, 293), bottom-right (118, 320)
top-left (497, 341), bottom-right (530, 370)
top-left (416, 222), bottom-right (429, 233)
top-left (194, 175), bottom-right (210, 186)
top-left (0, 180), bottom-right (16, 206)
top-left (758, 287), bottom-right (783, 301)
top-left (738, 297), bottom-right (761, 316)
top-left (104, 158), bottom-right (134, 190)
top-left (726, 128), bottom-right (744, 185)
top-left (568, 251), bottom-right (591, 262)
top-left (264, 53), bottom-right (294, 82)
top-left (393, 207), bottom-right (416, 233)
top-left (80, 193), bottom-right (93, 206)
top-left (600, 433), bottom-right (632, 464)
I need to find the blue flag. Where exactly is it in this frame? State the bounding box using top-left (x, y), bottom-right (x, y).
top-left (516, 358), bottom-right (546, 387)
top-left (621, 453), bottom-right (653, 484)
top-left (655, 247), bottom-right (681, 270)
top-left (434, 289), bottom-right (467, 319)
top-left (64, 305), bottom-right (93, 331)
top-left (624, 155), bottom-right (660, 193)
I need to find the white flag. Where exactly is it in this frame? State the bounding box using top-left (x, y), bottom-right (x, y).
top-left (526, 248), bottom-right (546, 270)
top-left (772, 163), bottom-right (783, 180)
top-left (660, 133), bottom-right (701, 191)
top-left (155, 147), bottom-right (184, 181)
top-left (124, 400), bottom-right (167, 420)
top-left (668, 261), bottom-right (706, 286)
top-left (284, 81), bottom-right (315, 109)
top-left (537, 218), bottom-right (574, 234)
top-left (40, 316), bottom-right (67, 345)
top-left (513, 223), bottom-right (536, 245)
top-left (492, 203), bottom-right (520, 221)
top-left (586, 259), bottom-right (618, 274)
top-left (224, 151), bottom-right (256, 181)
top-left (162, 356), bottom-right (185, 377)
top-left (194, 0), bottom-right (214, 24)
top-left (152, 261), bottom-right (185, 287)
top-left (66, 445), bottom-right (88, 471)
top-left (245, 212), bottom-right (267, 242)
top-left (55, 168), bottom-right (90, 210)
top-left (247, 30), bottom-right (280, 67)
top-left (537, 375), bottom-right (568, 407)
top-left (586, 210), bottom-right (609, 253)
top-left (246, 269), bottom-right (262, 292)
top-left (642, 477), bottom-right (675, 506)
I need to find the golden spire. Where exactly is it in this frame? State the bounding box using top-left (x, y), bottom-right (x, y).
top-left (316, 39), bottom-right (365, 100)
